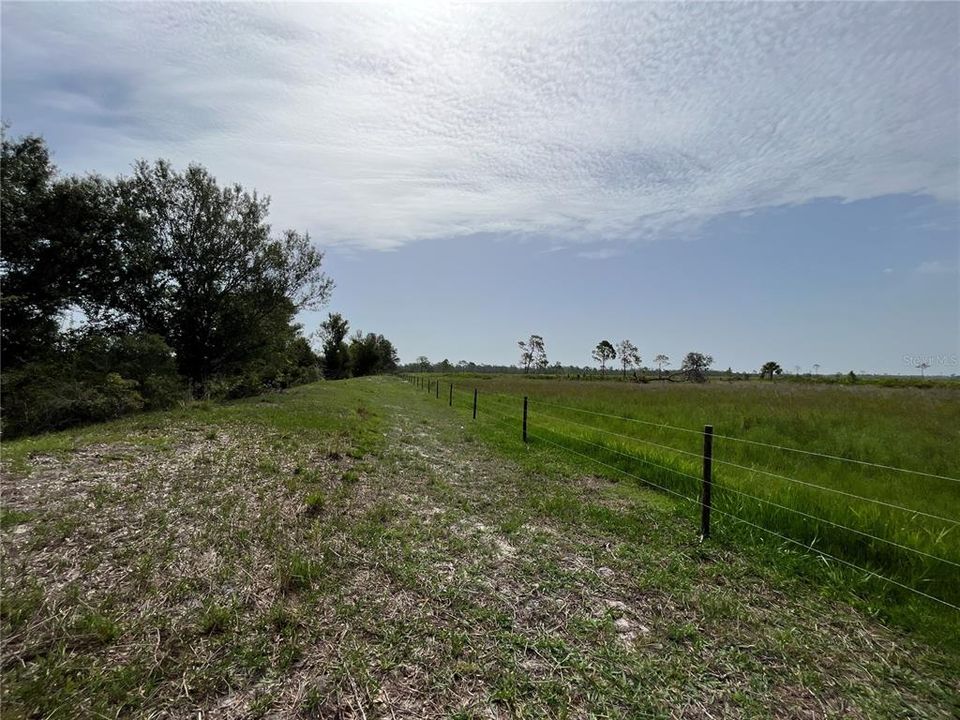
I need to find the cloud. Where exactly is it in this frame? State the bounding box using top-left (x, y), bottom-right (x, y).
top-left (915, 260), bottom-right (955, 275)
top-left (882, 268), bottom-right (894, 274)
top-left (2, 3), bottom-right (958, 250)
top-left (577, 248), bottom-right (622, 261)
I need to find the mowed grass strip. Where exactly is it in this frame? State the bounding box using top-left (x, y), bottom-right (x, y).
top-left (2, 376), bottom-right (958, 717)
top-left (411, 373), bottom-right (960, 639)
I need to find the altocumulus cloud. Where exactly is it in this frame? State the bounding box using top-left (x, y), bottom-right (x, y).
top-left (2, 2), bottom-right (958, 250)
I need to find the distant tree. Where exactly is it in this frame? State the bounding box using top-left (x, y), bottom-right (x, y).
top-left (616, 340), bottom-right (641, 379)
top-left (654, 354), bottom-right (670, 381)
top-left (813, 363), bottom-right (821, 375)
top-left (681, 352), bottom-right (713, 383)
top-left (348, 331), bottom-right (399, 376)
top-left (319, 313), bottom-right (351, 379)
top-left (592, 340), bottom-right (616, 376)
top-left (437, 358), bottom-right (453, 373)
top-left (760, 361), bottom-right (783, 380)
top-left (916, 361), bottom-right (930, 378)
top-left (415, 355), bottom-right (430, 372)
top-left (518, 334), bottom-right (548, 373)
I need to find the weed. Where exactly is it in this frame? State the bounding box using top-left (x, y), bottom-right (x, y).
top-left (304, 491), bottom-right (326, 517)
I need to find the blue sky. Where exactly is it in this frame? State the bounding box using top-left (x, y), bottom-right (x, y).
top-left (2, 2), bottom-right (958, 374)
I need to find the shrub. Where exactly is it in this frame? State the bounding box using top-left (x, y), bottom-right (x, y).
top-left (0, 332), bottom-right (187, 437)
top-left (1, 366), bottom-right (145, 437)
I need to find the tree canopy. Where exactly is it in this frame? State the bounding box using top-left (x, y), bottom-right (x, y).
top-left (760, 361), bottom-right (783, 380)
top-left (0, 130), bottom-right (365, 436)
top-left (616, 339), bottom-right (640, 379)
top-left (681, 352), bottom-right (714, 383)
top-left (592, 340), bottom-right (616, 375)
top-left (518, 334), bottom-right (548, 373)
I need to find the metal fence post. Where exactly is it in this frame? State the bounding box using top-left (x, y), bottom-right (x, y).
top-left (473, 388), bottom-right (478, 420)
top-left (522, 396), bottom-right (528, 442)
top-left (449, 383), bottom-right (453, 406)
top-left (700, 424), bottom-right (714, 540)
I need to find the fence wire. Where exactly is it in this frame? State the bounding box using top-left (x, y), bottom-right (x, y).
top-left (401, 375), bottom-right (960, 611)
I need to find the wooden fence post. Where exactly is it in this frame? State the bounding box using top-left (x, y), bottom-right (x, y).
top-left (435, 380), bottom-right (439, 399)
top-left (449, 383), bottom-right (453, 406)
top-left (700, 424), bottom-right (714, 540)
top-left (473, 389), bottom-right (478, 420)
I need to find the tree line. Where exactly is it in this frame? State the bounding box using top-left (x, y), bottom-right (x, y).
top-left (528, 335), bottom-right (715, 383)
top-left (1, 129), bottom-right (396, 437)
top-left (428, 336), bottom-right (844, 385)
top-left (402, 337), bottom-right (716, 383)
top-left (316, 313), bottom-right (398, 380)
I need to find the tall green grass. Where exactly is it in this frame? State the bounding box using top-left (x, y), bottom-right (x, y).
top-left (410, 374), bottom-right (960, 621)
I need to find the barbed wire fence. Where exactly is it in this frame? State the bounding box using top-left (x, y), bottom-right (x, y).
top-left (401, 374), bottom-right (960, 612)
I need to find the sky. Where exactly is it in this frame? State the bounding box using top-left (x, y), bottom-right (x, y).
top-left (2, 2), bottom-right (958, 374)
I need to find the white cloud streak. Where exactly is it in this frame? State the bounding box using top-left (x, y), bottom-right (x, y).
top-left (915, 260), bottom-right (955, 275)
top-left (3, 2), bottom-right (958, 249)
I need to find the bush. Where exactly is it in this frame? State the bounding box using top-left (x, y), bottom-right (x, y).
top-left (0, 328), bottom-right (319, 437)
top-left (1, 332), bottom-right (187, 437)
top-left (1, 367), bottom-right (144, 437)
top-left (140, 372), bottom-right (189, 410)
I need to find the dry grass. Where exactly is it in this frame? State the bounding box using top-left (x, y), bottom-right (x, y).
top-left (2, 378), bottom-right (957, 718)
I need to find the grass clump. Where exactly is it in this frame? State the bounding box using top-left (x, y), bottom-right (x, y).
top-left (278, 552), bottom-right (325, 593)
top-left (0, 508), bottom-right (32, 529)
top-left (197, 602), bottom-right (233, 636)
top-left (304, 491), bottom-right (326, 517)
top-left (70, 611), bottom-right (121, 646)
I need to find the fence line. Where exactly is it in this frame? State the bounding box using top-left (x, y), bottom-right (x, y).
top-left (529, 402), bottom-right (959, 526)
top-left (710, 432), bottom-right (960, 483)
top-left (707, 456), bottom-right (959, 525)
top-left (528, 427), bottom-right (960, 612)
top-left (532, 405), bottom-right (711, 459)
top-left (526, 395), bottom-right (959, 483)
top-left (529, 397), bottom-right (706, 436)
top-left (532, 422), bottom-right (960, 567)
top-left (400, 374), bottom-right (960, 611)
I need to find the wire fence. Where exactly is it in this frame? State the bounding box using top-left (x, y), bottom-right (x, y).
top-left (401, 374), bottom-right (960, 612)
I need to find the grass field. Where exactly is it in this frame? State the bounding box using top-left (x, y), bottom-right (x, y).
top-left (413, 373), bottom-right (960, 637)
top-left (2, 377), bottom-right (958, 717)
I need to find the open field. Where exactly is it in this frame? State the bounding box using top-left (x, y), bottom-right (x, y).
top-left (3, 377), bottom-right (958, 717)
top-left (414, 374), bottom-right (960, 637)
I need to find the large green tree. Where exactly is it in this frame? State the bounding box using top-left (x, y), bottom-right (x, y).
top-left (1, 132), bottom-right (118, 366)
top-left (319, 312), bottom-right (351, 379)
top-left (107, 160), bottom-right (333, 391)
top-left (348, 331), bottom-right (399, 377)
